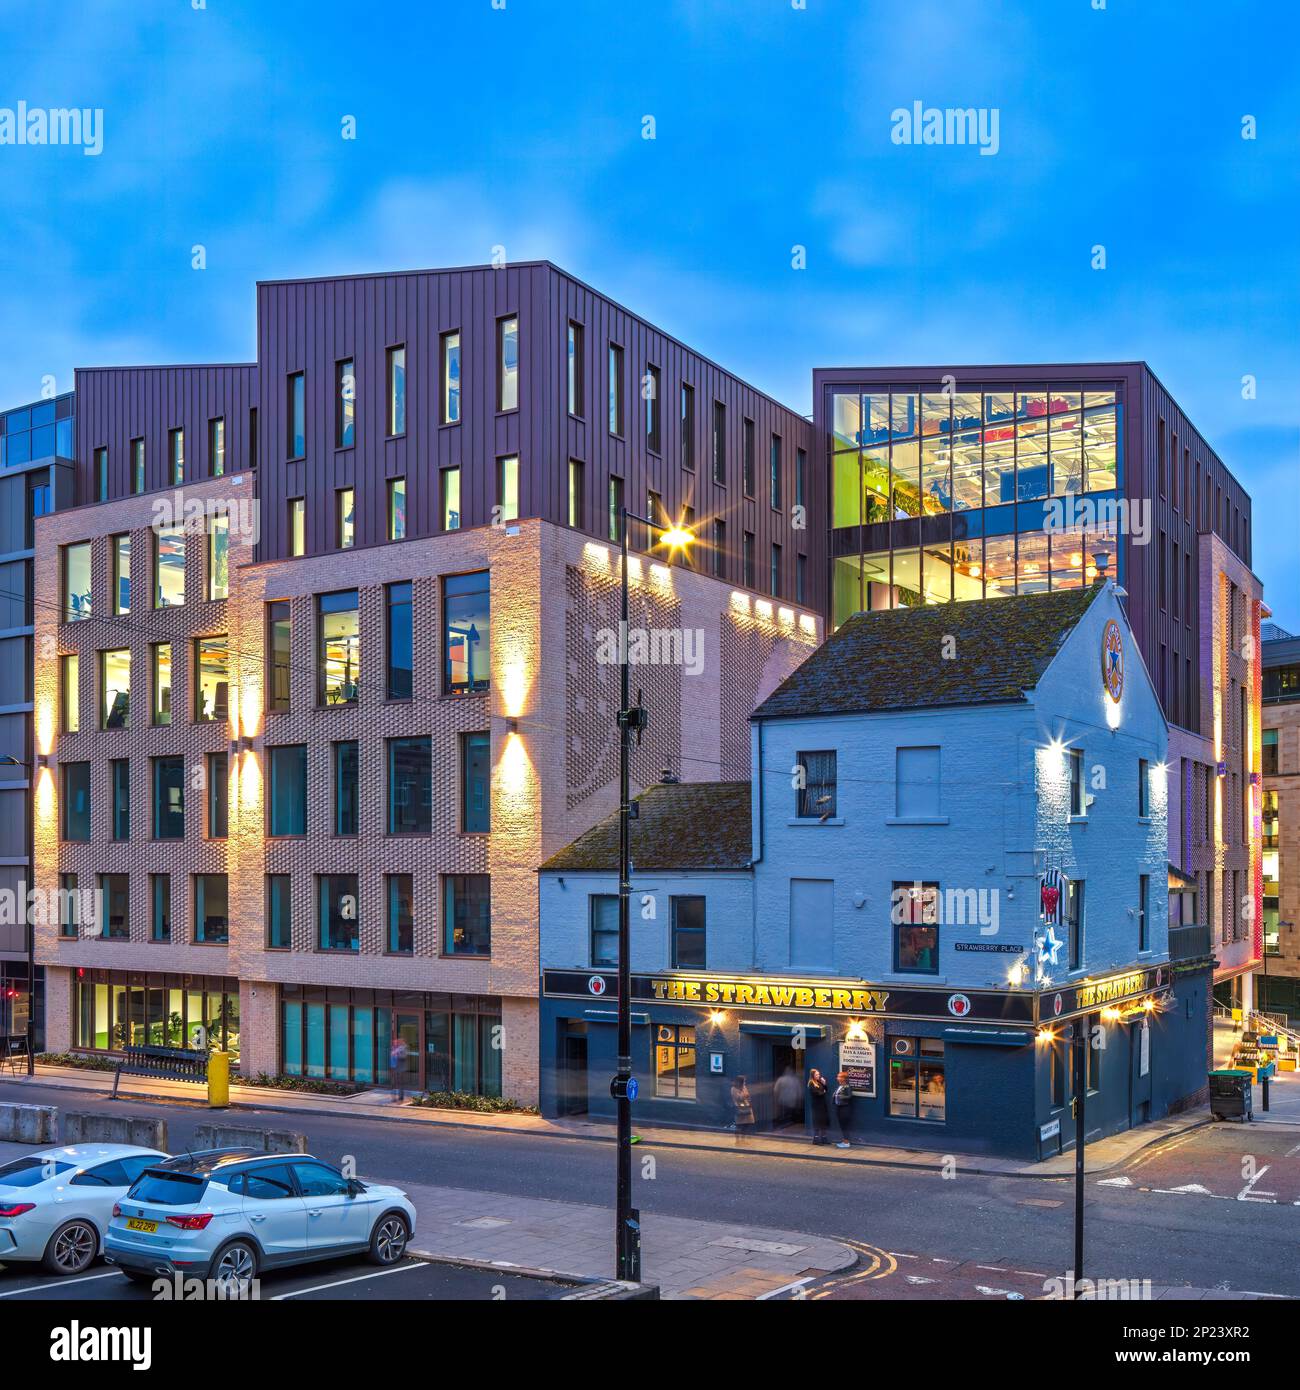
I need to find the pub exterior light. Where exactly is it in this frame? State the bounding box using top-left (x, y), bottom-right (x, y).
top-left (708, 1010), bottom-right (727, 1027)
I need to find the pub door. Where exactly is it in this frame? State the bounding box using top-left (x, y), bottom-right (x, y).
top-left (763, 1040), bottom-right (806, 1131)
top-left (558, 1024), bottom-right (589, 1116)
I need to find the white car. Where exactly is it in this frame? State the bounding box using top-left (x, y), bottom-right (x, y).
top-left (105, 1150), bottom-right (416, 1287)
top-left (0, 1143), bottom-right (170, 1275)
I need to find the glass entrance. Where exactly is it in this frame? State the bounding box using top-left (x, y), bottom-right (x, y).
top-left (390, 1011), bottom-right (422, 1091)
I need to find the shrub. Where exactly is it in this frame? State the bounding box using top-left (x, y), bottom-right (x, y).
top-left (237, 1072), bottom-right (364, 1097)
top-left (410, 1089), bottom-right (538, 1115)
top-left (36, 1052), bottom-right (118, 1072)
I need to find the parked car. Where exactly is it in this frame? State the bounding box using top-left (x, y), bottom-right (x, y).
top-left (105, 1149), bottom-right (415, 1287)
top-left (0, 1143), bottom-right (170, 1275)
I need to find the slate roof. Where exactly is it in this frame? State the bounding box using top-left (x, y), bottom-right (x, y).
top-left (539, 781), bottom-right (752, 873)
top-left (753, 586), bottom-right (1103, 720)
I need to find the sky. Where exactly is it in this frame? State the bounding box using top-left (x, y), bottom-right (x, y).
top-left (1, 0), bottom-right (1296, 622)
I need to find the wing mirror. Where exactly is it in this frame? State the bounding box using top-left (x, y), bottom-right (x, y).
top-left (346, 1178), bottom-right (367, 1197)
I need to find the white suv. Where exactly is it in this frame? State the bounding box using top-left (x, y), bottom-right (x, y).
top-left (104, 1150), bottom-right (415, 1287)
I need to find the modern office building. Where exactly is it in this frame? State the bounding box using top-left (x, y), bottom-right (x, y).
top-left (817, 362), bottom-right (1263, 1018)
top-left (0, 390), bottom-right (76, 1048)
top-left (30, 264), bottom-right (822, 1102)
top-left (1260, 625), bottom-right (1300, 1019)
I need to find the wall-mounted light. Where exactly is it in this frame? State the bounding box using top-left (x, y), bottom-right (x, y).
top-left (845, 1019), bottom-right (868, 1041)
top-left (708, 1010), bottom-right (727, 1027)
top-left (35, 754), bottom-right (48, 771)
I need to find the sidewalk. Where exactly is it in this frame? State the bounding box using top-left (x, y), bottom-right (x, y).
top-left (399, 1180), bottom-right (854, 1299)
top-left (13, 1062), bottom-right (1288, 1177)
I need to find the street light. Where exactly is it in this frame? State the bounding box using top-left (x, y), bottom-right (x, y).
top-left (612, 506), bottom-right (692, 1282)
top-left (1071, 1017), bottom-right (1086, 1298)
top-left (0, 754), bottom-right (36, 1077)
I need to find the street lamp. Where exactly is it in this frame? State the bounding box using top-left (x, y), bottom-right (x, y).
top-left (0, 754), bottom-right (37, 1077)
top-left (1071, 1017), bottom-right (1086, 1298)
top-left (612, 506), bottom-right (692, 1282)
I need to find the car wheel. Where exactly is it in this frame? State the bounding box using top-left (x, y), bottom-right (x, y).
top-left (42, 1220), bottom-right (98, 1276)
top-left (208, 1239), bottom-right (258, 1292)
top-left (368, 1212), bottom-right (410, 1265)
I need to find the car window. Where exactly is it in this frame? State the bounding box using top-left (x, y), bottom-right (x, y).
top-left (239, 1165), bottom-right (298, 1201)
top-left (0, 1156), bottom-right (72, 1187)
top-left (72, 1160), bottom-right (129, 1187)
top-left (290, 1162), bottom-right (350, 1197)
top-left (119, 1156), bottom-right (160, 1185)
top-left (129, 1171), bottom-right (208, 1206)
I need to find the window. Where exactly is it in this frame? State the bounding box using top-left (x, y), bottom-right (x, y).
top-left (568, 459), bottom-right (584, 528)
top-left (266, 602), bottom-right (290, 712)
top-left (288, 498), bottom-right (305, 556)
top-left (1138, 873), bottom-right (1150, 952)
top-left (208, 417), bottom-right (225, 476)
top-left (770, 434), bottom-right (782, 508)
top-left (95, 447), bottom-right (108, 500)
top-left (386, 345), bottom-right (405, 435)
top-left (130, 438), bottom-right (144, 494)
top-left (1068, 747), bottom-right (1084, 817)
top-left (386, 581), bottom-right (412, 699)
top-left (101, 649), bottom-right (130, 729)
top-left (497, 455), bottom-right (519, 522)
top-left (680, 383), bottom-right (695, 469)
top-left (194, 873), bottom-right (228, 944)
top-left (797, 553), bottom-right (807, 605)
top-left (63, 542), bottom-right (91, 621)
top-left (888, 1037), bottom-right (945, 1121)
top-left (266, 875), bottom-right (291, 949)
top-left (385, 477), bottom-right (406, 542)
top-left (249, 407), bottom-right (258, 469)
top-left (194, 637), bottom-right (228, 722)
top-left (712, 402), bottom-right (726, 484)
top-left (444, 874), bottom-right (490, 955)
top-left (154, 525), bottom-right (186, 608)
top-left (336, 487), bottom-right (355, 549)
top-left (654, 1023), bottom-right (696, 1100)
top-left (1067, 878), bottom-right (1084, 970)
top-left (207, 514), bottom-right (229, 600)
top-left (110, 759), bottom-right (130, 840)
top-left (795, 447), bottom-right (806, 508)
top-left (207, 751), bottom-right (228, 838)
top-left (444, 571), bottom-right (489, 693)
top-left (111, 534), bottom-right (131, 615)
top-left (712, 518), bottom-right (726, 579)
top-left (461, 731), bottom-right (490, 833)
top-left (442, 467), bottom-right (461, 530)
top-left (796, 749), bottom-right (836, 819)
top-left (896, 746), bottom-right (940, 818)
top-left (743, 531), bottom-right (755, 589)
top-left (268, 745), bottom-right (307, 836)
top-left (58, 873), bottom-right (79, 938)
top-left (1262, 728), bottom-right (1278, 776)
top-left (498, 318), bottom-right (518, 412)
top-left (387, 875), bottom-right (414, 955)
top-left (318, 591), bottom-right (359, 705)
top-left (608, 344), bottom-right (624, 434)
top-left (1138, 758), bottom-right (1150, 816)
top-left (99, 874), bottom-right (129, 940)
top-left (770, 543), bottom-right (781, 596)
top-left (287, 372), bottom-right (305, 459)
top-left (742, 417), bottom-right (755, 495)
top-left (441, 331), bottom-right (461, 423)
top-left (388, 736), bottom-right (432, 834)
top-left (590, 894), bottom-right (618, 968)
top-left (672, 896), bottom-right (706, 968)
top-left (647, 489), bottom-right (662, 536)
top-left (62, 762), bottom-right (91, 840)
top-left (645, 364), bottom-right (661, 452)
top-left (893, 881), bottom-right (939, 973)
top-left (567, 322), bottom-right (585, 416)
top-left (333, 740), bottom-right (358, 835)
top-left (169, 428), bottom-right (184, 484)
top-left (143, 874), bottom-right (168, 943)
top-left (608, 476), bottom-right (624, 542)
top-left (335, 358), bottom-right (356, 448)
top-left (152, 756), bottom-right (184, 839)
top-left (60, 654), bottom-right (79, 732)
top-left (319, 874), bottom-right (359, 952)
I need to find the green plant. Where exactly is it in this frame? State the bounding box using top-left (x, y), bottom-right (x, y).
top-left (36, 1052), bottom-right (118, 1072)
top-left (410, 1089), bottom-right (538, 1115)
top-left (237, 1072), bottom-right (364, 1097)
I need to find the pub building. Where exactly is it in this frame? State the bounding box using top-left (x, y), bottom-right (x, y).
top-left (537, 586), bottom-right (1216, 1159)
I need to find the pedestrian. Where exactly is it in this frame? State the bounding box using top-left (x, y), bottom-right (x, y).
top-left (731, 1075), bottom-right (755, 1147)
top-left (832, 1070), bottom-right (853, 1148)
top-left (807, 1068), bottom-right (830, 1144)
top-left (773, 1066), bottom-right (801, 1128)
top-left (390, 1035), bottom-right (410, 1103)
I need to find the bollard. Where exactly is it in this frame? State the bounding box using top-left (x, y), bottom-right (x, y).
top-left (1262, 1073), bottom-right (1270, 1112)
top-left (207, 1051), bottom-right (230, 1108)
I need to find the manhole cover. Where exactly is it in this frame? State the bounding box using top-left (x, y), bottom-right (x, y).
top-left (708, 1236), bottom-right (807, 1256)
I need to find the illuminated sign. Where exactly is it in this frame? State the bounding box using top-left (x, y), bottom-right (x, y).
top-left (1102, 618), bottom-right (1125, 702)
top-left (649, 977), bottom-right (889, 1012)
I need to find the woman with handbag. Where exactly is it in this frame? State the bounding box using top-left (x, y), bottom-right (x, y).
top-left (731, 1076), bottom-right (755, 1146)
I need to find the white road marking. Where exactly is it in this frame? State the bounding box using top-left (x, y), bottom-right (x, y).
top-left (1236, 1166), bottom-right (1278, 1204)
top-left (0, 1270), bottom-right (123, 1297)
top-left (1096, 1176), bottom-right (1132, 1187)
top-left (271, 1262), bottom-right (423, 1300)
top-left (757, 1276), bottom-right (814, 1300)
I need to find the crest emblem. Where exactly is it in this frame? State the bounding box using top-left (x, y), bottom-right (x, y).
top-left (1102, 619), bottom-right (1124, 703)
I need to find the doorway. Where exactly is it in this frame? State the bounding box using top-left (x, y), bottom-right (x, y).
top-left (391, 1011), bottom-right (422, 1092)
top-left (764, 1039), bottom-right (806, 1131)
top-left (558, 1023), bottom-right (589, 1116)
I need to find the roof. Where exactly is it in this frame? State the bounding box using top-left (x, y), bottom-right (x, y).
top-left (30, 1143), bottom-right (167, 1164)
top-left (753, 587), bottom-right (1103, 721)
top-left (539, 781), bottom-right (752, 873)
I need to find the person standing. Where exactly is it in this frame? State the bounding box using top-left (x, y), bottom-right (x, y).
top-left (807, 1068), bottom-right (830, 1145)
top-left (731, 1076), bottom-right (755, 1147)
top-left (774, 1066), bottom-right (801, 1128)
top-left (390, 1035), bottom-right (410, 1103)
top-left (832, 1071), bottom-right (854, 1147)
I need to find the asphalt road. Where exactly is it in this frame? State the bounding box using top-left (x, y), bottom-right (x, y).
top-left (3, 1078), bottom-right (1298, 1299)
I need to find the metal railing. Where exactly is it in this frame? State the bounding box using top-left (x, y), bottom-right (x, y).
top-left (1168, 923), bottom-right (1213, 961)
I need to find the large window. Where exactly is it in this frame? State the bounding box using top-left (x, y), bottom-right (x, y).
top-left (99, 874), bottom-right (129, 940)
top-left (387, 345), bottom-right (406, 435)
top-left (444, 874), bottom-right (490, 955)
top-left (336, 357), bottom-right (355, 448)
top-left (154, 525), bottom-right (186, 608)
top-left (498, 318), bottom-right (518, 412)
top-left (319, 874), bottom-right (359, 952)
top-left (461, 731), bottom-right (490, 833)
top-left (444, 571), bottom-right (489, 693)
top-left (60, 654), bottom-right (79, 732)
top-left (101, 649), bottom-right (130, 729)
top-left (152, 756), bottom-right (185, 839)
top-left (266, 875), bottom-right (292, 949)
top-left (112, 534), bottom-right (131, 614)
top-left (195, 874), bottom-right (228, 944)
top-left (386, 581), bottom-right (413, 699)
top-left (268, 744), bottom-right (307, 836)
top-left (333, 741), bottom-right (358, 835)
top-left (654, 1023), bottom-right (696, 1100)
top-left (895, 746), bottom-right (940, 818)
top-left (442, 467), bottom-right (461, 530)
top-left (442, 331), bottom-right (461, 423)
top-left (111, 759), bottom-right (130, 840)
top-left (590, 894), bottom-right (617, 968)
top-left (207, 751), bottom-right (228, 838)
top-left (318, 591), bottom-right (359, 705)
top-left (63, 542), bottom-right (92, 622)
top-left (267, 601), bottom-right (291, 712)
top-left (893, 881), bottom-right (939, 974)
top-left (194, 637), bottom-right (228, 722)
top-left (387, 875), bottom-right (414, 955)
top-left (388, 736), bottom-right (432, 834)
top-left (888, 1037), bottom-right (945, 1121)
top-left (796, 749), bottom-right (837, 819)
top-left (671, 896), bottom-right (706, 969)
top-left (62, 761), bottom-right (91, 840)
top-left (207, 514), bottom-right (229, 601)
top-left (287, 371), bottom-right (305, 459)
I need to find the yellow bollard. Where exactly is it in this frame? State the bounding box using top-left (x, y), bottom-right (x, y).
top-left (208, 1051), bottom-right (230, 1108)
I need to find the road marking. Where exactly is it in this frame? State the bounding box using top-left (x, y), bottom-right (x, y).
top-left (0, 1270), bottom-right (123, 1297)
top-left (1236, 1166), bottom-right (1277, 1204)
top-left (1096, 1176), bottom-right (1132, 1187)
top-left (757, 1276), bottom-right (814, 1301)
top-left (271, 1262), bottom-right (423, 1300)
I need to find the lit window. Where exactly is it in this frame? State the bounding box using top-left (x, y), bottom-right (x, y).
top-left (654, 1023), bottom-right (696, 1100)
top-left (194, 637), bottom-right (229, 723)
top-left (318, 591), bottom-right (359, 705)
top-left (130, 438), bottom-right (145, 494)
top-left (442, 331), bottom-right (461, 423)
top-left (60, 654), bottom-right (79, 732)
top-left (287, 372), bottom-right (305, 459)
top-left (266, 601), bottom-right (290, 712)
top-left (388, 345), bottom-right (406, 435)
top-left (63, 542), bottom-right (91, 621)
top-left (207, 514), bottom-right (229, 600)
top-left (336, 487), bottom-right (355, 549)
top-left (169, 428), bottom-right (184, 484)
top-left (288, 497), bottom-right (305, 556)
top-left (154, 525), bottom-right (186, 608)
top-left (151, 644), bottom-right (171, 725)
top-left (336, 358), bottom-right (356, 448)
top-left (208, 417), bottom-right (225, 477)
top-left (388, 477), bottom-right (406, 541)
top-left (442, 467), bottom-right (461, 531)
top-left (112, 534), bottom-right (131, 615)
top-left (568, 460), bottom-right (584, 528)
top-left (443, 874), bottom-right (490, 955)
top-left (498, 318), bottom-right (518, 412)
top-left (497, 455), bottom-right (519, 523)
top-left (443, 571), bottom-right (489, 693)
top-left (892, 881), bottom-right (939, 974)
top-left (101, 649), bottom-right (130, 729)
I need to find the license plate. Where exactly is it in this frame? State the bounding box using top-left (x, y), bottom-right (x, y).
top-left (126, 1218), bottom-right (158, 1233)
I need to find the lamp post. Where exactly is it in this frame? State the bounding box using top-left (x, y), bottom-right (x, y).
top-left (1071, 1016), bottom-right (1086, 1297)
top-left (612, 507), bottom-right (692, 1282)
top-left (0, 754), bottom-right (37, 1076)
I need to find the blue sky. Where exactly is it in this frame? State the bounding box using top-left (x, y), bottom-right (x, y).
top-left (2, 0), bottom-right (1296, 620)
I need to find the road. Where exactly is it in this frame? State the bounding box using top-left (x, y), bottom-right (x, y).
top-left (2, 1078), bottom-right (1297, 1299)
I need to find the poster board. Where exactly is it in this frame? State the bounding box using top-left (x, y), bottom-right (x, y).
top-left (839, 1038), bottom-right (876, 1098)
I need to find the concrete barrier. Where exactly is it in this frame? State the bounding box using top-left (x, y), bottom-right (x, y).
top-left (193, 1123), bottom-right (307, 1154)
top-left (0, 1103), bottom-right (57, 1144)
top-left (62, 1111), bottom-right (168, 1151)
